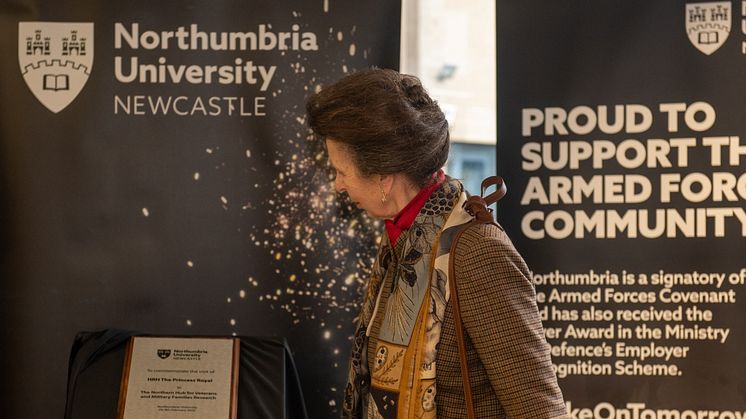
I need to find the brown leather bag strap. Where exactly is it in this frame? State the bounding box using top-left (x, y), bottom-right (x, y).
top-left (448, 221), bottom-right (476, 419)
top-left (448, 176), bottom-right (507, 419)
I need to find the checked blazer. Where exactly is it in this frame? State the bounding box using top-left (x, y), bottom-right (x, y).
top-left (432, 221), bottom-right (568, 418)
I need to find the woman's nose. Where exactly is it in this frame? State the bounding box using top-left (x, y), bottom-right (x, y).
top-left (334, 176), bottom-right (344, 192)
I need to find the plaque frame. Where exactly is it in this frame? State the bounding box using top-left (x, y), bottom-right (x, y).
top-left (116, 336), bottom-right (240, 419)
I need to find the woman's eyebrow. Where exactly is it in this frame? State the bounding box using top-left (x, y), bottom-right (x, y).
top-left (328, 160), bottom-right (343, 174)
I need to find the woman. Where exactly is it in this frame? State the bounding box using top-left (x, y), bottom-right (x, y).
top-left (306, 69), bottom-right (567, 419)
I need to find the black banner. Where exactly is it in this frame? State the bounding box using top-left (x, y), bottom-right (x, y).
top-left (0, 1), bottom-right (400, 418)
top-left (498, 1), bottom-right (745, 416)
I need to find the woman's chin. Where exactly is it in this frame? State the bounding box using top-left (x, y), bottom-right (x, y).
top-left (364, 209), bottom-right (394, 220)
top-left (360, 208), bottom-right (380, 219)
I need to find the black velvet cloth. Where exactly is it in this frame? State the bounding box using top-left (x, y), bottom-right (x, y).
top-left (64, 329), bottom-right (308, 419)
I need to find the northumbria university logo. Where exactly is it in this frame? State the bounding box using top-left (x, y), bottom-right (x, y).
top-left (686, 2), bottom-right (731, 55)
top-left (18, 22), bottom-right (94, 113)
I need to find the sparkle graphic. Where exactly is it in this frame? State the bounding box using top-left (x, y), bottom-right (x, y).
top-left (138, 9), bottom-right (385, 415)
top-left (231, 121), bottom-right (377, 414)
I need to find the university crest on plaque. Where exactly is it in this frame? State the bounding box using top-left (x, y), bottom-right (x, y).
top-left (157, 349), bottom-right (171, 359)
top-left (18, 22), bottom-right (94, 113)
top-left (685, 2), bottom-right (731, 55)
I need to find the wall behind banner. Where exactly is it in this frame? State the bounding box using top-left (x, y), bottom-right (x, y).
top-left (0, 1), bottom-right (400, 418)
top-left (497, 0), bottom-right (745, 416)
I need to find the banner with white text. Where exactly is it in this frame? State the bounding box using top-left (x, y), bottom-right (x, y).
top-left (0, 1), bottom-right (400, 418)
top-left (497, 1), bottom-right (745, 417)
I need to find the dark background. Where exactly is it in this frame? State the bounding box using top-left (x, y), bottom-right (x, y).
top-left (0, 0), bottom-right (400, 417)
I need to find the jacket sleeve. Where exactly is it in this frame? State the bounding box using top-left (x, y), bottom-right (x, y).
top-left (453, 223), bottom-right (568, 419)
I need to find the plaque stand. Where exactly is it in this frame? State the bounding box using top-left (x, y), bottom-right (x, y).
top-left (116, 336), bottom-right (240, 419)
top-left (64, 330), bottom-right (308, 419)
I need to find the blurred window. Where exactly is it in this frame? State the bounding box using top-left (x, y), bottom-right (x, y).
top-left (401, 0), bottom-right (496, 193)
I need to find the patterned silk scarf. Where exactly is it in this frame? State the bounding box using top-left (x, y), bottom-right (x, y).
top-left (342, 179), bottom-right (473, 419)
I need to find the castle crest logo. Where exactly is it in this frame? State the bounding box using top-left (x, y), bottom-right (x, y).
top-left (19, 22), bottom-right (94, 113)
top-left (686, 2), bottom-right (731, 55)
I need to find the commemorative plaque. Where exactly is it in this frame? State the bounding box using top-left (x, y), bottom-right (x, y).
top-left (117, 337), bottom-right (239, 419)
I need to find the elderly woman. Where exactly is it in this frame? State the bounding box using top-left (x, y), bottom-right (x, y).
top-left (306, 69), bottom-right (566, 419)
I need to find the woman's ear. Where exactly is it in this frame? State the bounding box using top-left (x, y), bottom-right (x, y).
top-left (378, 174), bottom-right (393, 194)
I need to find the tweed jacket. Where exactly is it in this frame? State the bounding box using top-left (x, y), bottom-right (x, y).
top-left (433, 220), bottom-right (568, 418)
top-left (344, 179), bottom-right (568, 418)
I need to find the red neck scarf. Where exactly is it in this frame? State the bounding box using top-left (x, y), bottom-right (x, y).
top-left (384, 170), bottom-right (446, 246)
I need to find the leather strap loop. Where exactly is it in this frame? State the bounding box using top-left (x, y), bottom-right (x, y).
top-left (463, 177), bottom-right (507, 223)
top-left (481, 176), bottom-right (506, 206)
